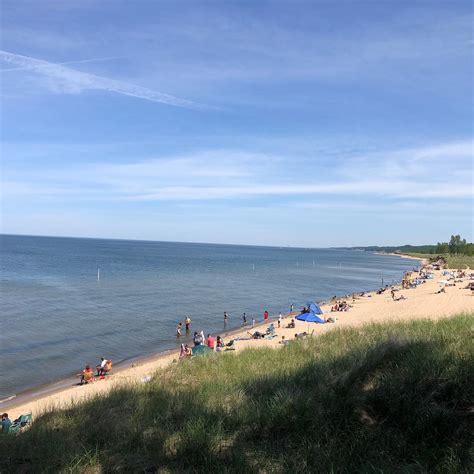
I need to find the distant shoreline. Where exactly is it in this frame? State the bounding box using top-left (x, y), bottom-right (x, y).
top-left (374, 251), bottom-right (428, 263)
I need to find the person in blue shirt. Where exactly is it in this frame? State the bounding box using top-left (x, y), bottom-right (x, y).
top-left (1, 413), bottom-right (12, 433)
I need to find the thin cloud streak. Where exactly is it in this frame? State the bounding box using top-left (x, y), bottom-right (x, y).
top-left (0, 56), bottom-right (125, 72)
top-left (0, 50), bottom-right (210, 110)
top-left (131, 182), bottom-right (472, 201)
top-left (3, 140), bottom-right (472, 202)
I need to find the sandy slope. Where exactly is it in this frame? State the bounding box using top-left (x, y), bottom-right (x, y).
top-left (4, 268), bottom-right (473, 421)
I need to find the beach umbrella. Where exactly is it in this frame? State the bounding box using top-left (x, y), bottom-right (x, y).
top-left (296, 311), bottom-right (326, 333)
top-left (192, 345), bottom-right (213, 357)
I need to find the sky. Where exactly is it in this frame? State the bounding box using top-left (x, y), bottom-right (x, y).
top-left (0, 0), bottom-right (472, 247)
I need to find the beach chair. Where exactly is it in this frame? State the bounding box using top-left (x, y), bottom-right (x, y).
top-left (266, 323), bottom-right (275, 335)
top-left (9, 413), bottom-right (33, 434)
top-left (8, 423), bottom-right (21, 434)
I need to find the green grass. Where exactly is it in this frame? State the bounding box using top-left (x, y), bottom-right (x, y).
top-left (405, 253), bottom-right (474, 269)
top-left (2, 314), bottom-right (473, 473)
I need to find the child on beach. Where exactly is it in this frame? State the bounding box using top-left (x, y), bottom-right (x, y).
top-left (252, 318), bottom-right (256, 327)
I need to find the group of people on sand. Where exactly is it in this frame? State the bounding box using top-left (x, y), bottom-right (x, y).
top-left (331, 300), bottom-right (351, 312)
top-left (179, 331), bottom-right (236, 358)
top-left (176, 307), bottom-right (302, 358)
top-left (78, 357), bottom-right (112, 385)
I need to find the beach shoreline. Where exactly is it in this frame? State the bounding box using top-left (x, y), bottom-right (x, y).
top-left (7, 254), bottom-right (472, 422)
top-left (0, 252), bottom-right (424, 411)
top-left (1, 253), bottom-right (422, 411)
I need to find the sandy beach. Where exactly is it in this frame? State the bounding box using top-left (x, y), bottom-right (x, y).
top-left (4, 263), bottom-right (473, 421)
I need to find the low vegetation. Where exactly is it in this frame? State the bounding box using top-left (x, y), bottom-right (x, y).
top-left (1, 315), bottom-right (473, 473)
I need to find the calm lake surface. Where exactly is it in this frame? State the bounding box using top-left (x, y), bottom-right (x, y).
top-left (0, 234), bottom-right (417, 400)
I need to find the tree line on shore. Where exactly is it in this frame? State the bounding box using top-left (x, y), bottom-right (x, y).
top-left (344, 234), bottom-right (473, 256)
top-left (434, 235), bottom-right (473, 256)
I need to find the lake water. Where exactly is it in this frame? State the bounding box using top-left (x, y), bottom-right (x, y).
top-left (0, 234), bottom-right (417, 400)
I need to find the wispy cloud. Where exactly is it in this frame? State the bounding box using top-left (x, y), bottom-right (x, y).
top-left (0, 56), bottom-right (124, 72)
top-left (3, 139), bottom-right (472, 202)
top-left (0, 50), bottom-right (209, 109)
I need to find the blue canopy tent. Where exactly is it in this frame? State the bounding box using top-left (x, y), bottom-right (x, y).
top-left (296, 312), bottom-right (325, 324)
top-left (296, 303), bottom-right (326, 334)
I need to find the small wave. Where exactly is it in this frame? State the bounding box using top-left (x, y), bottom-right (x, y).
top-left (0, 394), bottom-right (16, 404)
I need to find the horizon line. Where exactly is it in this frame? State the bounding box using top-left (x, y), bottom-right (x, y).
top-left (0, 232), bottom-right (434, 251)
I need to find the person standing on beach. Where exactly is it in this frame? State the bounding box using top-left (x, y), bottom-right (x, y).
top-left (176, 322), bottom-right (182, 337)
top-left (185, 316), bottom-right (191, 332)
top-left (290, 304), bottom-right (294, 313)
top-left (252, 317), bottom-right (256, 327)
top-left (278, 312), bottom-right (282, 328)
top-left (264, 310), bottom-right (269, 322)
top-left (242, 312), bottom-right (247, 324)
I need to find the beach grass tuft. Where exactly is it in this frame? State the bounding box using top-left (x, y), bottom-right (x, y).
top-left (1, 314), bottom-right (473, 472)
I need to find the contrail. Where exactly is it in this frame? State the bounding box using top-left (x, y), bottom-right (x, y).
top-left (0, 50), bottom-right (208, 110)
top-left (0, 56), bottom-right (125, 72)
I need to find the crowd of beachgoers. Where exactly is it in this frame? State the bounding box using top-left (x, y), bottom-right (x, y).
top-left (20, 263), bottom-right (474, 395)
top-left (3, 260), bottom-right (473, 435)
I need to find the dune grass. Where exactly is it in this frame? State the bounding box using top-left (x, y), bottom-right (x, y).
top-left (1, 314), bottom-right (473, 473)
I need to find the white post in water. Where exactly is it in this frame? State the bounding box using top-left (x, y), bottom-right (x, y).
top-left (97, 268), bottom-right (100, 281)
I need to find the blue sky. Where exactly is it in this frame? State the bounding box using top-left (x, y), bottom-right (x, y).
top-left (1, 0), bottom-right (472, 247)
